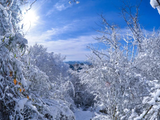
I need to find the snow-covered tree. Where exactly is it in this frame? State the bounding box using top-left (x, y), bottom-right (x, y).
top-left (78, 3), bottom-right (150, 119)
top-left (77, 1), bottom-right (160, 119)
top-left (150, 0), bottom-right (160, 14)
top-left (128, 30), bottom-right (160, 120)
top-left (28, 44), bottom-right (69, 84)
top-left (0, 0), bottom-right (76, 119)
top-left (23, 44), bottom-right (75, 106)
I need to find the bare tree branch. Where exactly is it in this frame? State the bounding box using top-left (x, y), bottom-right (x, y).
top-left (26, 0), bottom-right (37, 12)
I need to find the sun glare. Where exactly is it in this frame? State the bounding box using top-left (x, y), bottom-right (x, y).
top-left (22, 10), bottom-right (39, 31)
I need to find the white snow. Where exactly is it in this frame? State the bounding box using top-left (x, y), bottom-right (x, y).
top-left (150, 0), bottom-right (159, 8)
top-left (74, 109), bottom-right (111, 120)
top-left (157, 6), bottom-right (160, 14)
top-left (17, 98), bottom-right (28, 111)
top-left (74, 109), bottom-right (94, 120)
top-left (3, 10), bottom-right (8, 17)
top-left (0, 4), bottom-right (5, 10)
top-left (92, 113), bottom-right (111, 120)
top-left (150, 0), bottom-right (160, 14)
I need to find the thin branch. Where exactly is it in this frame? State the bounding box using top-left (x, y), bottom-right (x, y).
top-left (157, 0), bottom-right (160, 6)
top-left (142, 105), bottom-right (153, 119)
top-left (26, 0), bottom-right (37, 12)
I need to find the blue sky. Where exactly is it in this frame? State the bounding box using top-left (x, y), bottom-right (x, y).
top-left (24, 0), bottom-right (160, 61)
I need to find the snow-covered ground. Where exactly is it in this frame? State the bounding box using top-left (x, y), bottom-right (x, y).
top-left (74, 109), bottom-right (94, 120)
top-left (74, 108), bottom-right (111, 120)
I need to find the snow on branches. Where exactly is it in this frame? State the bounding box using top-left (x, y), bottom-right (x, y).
top-left (150, 0), bottom-right (160, 14)
top-left (0, 0), bottom-right (75, 119)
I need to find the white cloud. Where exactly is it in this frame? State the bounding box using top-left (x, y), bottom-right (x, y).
top-left (25, 23), bottom-right (152, 61)
top-left (55, 3), bottom-right (69, 11)
top-left (25, 22), bottom-right (76, 44)
top-left (42, 35), bottom-right (97, 61)
top-left (25, 24), bottom-right (137, 61)
top-left (26, 32), bottom-right (97, 61)
top-left (25, 22), bottom-right (98, 61)
top-left (46, 2), bottom-right (71, 16)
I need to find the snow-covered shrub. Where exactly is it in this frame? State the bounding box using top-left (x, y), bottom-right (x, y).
top-left (20, 44), bottom-right (78, 116)
top-left (79, 54), bottom-right (149, 119)
top-left (92, 113), bottom-right (111, 120)
top-left (78, 8), bottom-right (150, 119)
top-left (79, 2), bottom-right (160, 118)
top-left (74, 1), bottom-right (160, 119)
top-left (0, 0), bottom-right (40, 119)
top-left (25, 44), bottom-right (75, 102)
top-left (0, 34), bottom-right (31, 119)
top-left (0, 0), bottom-right (76, 119)
top-left (133, 31), bottom-right (160, 81)
top-left (42, 99), bottom-right (75, 120)
top-left (128, 30), bottom-right (160, 120)
top-left (28, 44), bottom-right (69, 83)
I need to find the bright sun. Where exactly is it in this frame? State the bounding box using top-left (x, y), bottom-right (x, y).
top-left (22, 10), bottom-right (39, 31)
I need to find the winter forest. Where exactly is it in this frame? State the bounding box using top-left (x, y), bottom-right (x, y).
top-left (1, 0), bottom-right (160, 120)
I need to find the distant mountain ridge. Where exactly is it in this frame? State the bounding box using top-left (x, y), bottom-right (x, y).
top-left (65, 61), bottom-right (91, 71)
top-left (65, 61), bottom-right (91, 65)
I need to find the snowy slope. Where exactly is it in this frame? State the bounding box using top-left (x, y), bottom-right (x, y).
top-left (74, 109), bottom-right (94, 120)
